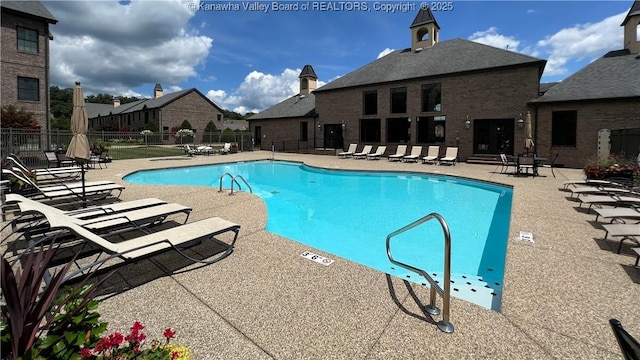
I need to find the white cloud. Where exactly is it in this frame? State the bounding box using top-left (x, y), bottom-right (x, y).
top-left (47, 0), bottom-right (212, 96)
top-left (469, 27), bottom-right (520, 51)
top-left (536, 11), bottom-right (626, 75)
top-left (377, 48), bottom-right (395, 59)
top-left (206, 68), bottom-right (326, 114)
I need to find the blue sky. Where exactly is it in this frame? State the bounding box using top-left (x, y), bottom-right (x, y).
top-left (45, 0), bottom-right (636, 114)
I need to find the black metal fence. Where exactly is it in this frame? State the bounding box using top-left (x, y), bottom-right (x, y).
top-left (1, 128), bottom-right (254, 168)
top-left (611, 128), bottom-right (640, 159)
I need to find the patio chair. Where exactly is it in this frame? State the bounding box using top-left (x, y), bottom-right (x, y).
top-left (388, 145), bottom-right (407, 162)
top-left (366, 145), bottom-right (387, 160)
top-left (609, 319), bottom-right (640, 360)
top-left (422, 146), bottom-right (440, 164)
top-left (14, 200), bottom-right (241, 284)
top-left (593, 207), bottom-right (640, 223)
top-left (439, 147), bottom-right (458, 166)
top-left (338, 143), bottom-right (357, 158)
top-left (55, 152), bottom-right (76, 167)
top-left (10, 194), bottom-right (192, 235)
top-left (90, 151), bottom-right (110, 169)
top-left (516, 155), bottom-right (535, 176)
top-left (499, 154), bottom-right (516, 174)
top-left (353, 145), bottom-right (372, 159)
top-left (601, 223), bottom-right (640, 253)
top-left (2, 169), bottom-right (124, 202)
top-left (44, 151), bottom-right (62, 167)
top-left (402, 146), bottom-right (423, 163)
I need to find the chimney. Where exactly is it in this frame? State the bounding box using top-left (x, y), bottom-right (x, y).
top-left (154, 83), bottom-right (163, 99)
top-left (113, 99), bottom-right (120, 107)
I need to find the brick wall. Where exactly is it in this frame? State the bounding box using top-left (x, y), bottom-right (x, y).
top-left (1, 12), bottom-right (51, 128)
top-left (533, 99), bottom-right (640, 168)
top-left (249, 117), bottom-right (316, 150)
top-left (161, 91), bottom-right (224, 139)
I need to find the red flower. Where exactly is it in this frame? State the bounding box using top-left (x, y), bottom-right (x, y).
top-left (78, 348), bottom-right (93, 359)
top-left (163, 328), bottom-right (176, 339)
top-left (171, 350), bottom-right (180, 359)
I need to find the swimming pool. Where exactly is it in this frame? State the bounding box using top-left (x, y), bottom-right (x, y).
top-left (124, 160), bottom-right (513, 311)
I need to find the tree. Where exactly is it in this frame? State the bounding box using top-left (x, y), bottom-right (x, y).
top-left (1, 105), bottom-right (40, 129)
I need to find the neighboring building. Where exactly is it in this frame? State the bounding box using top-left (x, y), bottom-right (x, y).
top-left (529, 1), bottom-right (640, 168)
top-left (250, 8), bottom-right (546, 161)
top-left (0, 1), bottom-right (57, 130)
top-left (86, 84), bottom-right (225, 143)
top-left (249, 65), bottom-right (318, 150)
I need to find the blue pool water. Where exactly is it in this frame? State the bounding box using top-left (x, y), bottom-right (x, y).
top-left (124, 160), bottom-right (513, 311)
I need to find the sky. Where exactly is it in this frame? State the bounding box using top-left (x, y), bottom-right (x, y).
top-left (44, 0), bottom-right (638, 114)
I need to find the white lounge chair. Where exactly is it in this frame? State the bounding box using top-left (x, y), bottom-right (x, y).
top-left (422, 146), bottom-right (440, 164)
top-left (338, 144), bottom-right (357, 158)
top-left (184, 144), bottom-right (198, 156)
top-left (10, 194), bottom-right (191, 235)
top-left (353, 145), bottom-right (372, 159)
top-left (601, 223), bottom-right (640, 253)
top-left (366, 146), bottom-right (387, 160)
top-left (8, 155), bottom-right (81, 180)
top-left (14, 199), bottom-right (241, 283)
top-left (569, 186), bottom-right (634, 198)
top-left (403, 146), bottom-right (423, 163)
top-left (439, 147), bottom-right (458, 166)
top-left (593, 207), bottom-right (640, 223)
top-left (388, 145), bottom-right (407, 162)
top-left (578, 194), bottom-right (640, 211)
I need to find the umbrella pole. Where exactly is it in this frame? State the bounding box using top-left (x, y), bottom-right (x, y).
top-left (81, 162), bottom-right (86, 208)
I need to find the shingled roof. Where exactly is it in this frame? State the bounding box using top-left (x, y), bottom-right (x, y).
top-left (1, 0), bottom-right (57, 23)
top-left (248, 93), bottom-right (316, 120)
top-left (86, 88), bottom-right (222, 118)
top-left (314, 38), bottom-right (545, 92)
top-left (530, 50), bottom-right (640, 103)
top-left (410, 6), bottom-right (439, 29)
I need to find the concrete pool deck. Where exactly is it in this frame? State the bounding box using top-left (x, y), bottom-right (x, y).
top-left (74, 151), bottom-right (638, 359)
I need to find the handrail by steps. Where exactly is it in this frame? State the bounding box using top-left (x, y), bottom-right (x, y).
top-left (386, 212), bottom-right (454, 333)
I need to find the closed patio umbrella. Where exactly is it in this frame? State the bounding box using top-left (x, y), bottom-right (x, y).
top-left (525, 110), bottom-right (535, 152)
top-left (66, 81), bottom-right (91, 206)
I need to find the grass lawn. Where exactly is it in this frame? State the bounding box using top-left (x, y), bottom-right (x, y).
top-left (108, 145), bottom-right (185, 160)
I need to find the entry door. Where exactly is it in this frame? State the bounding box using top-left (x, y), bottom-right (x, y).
top-left (323, 124), bottom-right (343, 149)
top-left (473, 119), bottom-right (514, 155)
top-left (254, 126), bottom-right (262, 146)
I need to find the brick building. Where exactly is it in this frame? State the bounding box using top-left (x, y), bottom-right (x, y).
top-left (250, 8), bottom-right (546, 161)
top-left (0, 1), bottom-right (57, 130)
top-left (529, 1), bottom-right (640, 168)
top-left (86, 84), bottom-right (225, 143)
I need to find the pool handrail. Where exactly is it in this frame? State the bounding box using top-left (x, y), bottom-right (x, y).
top-left (218, 173), bottom-right (253, 195)
top-left (386, 212), bottom-right (454, 333)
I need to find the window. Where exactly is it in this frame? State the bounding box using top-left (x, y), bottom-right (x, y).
top-left (17, 77), bottom-right (39, 101)
top-left (17, 27), bottom-right (38, 53)
top-left (416, 116), bottom-right (446, 143)
top-left (390, 87), bottom-right (407, 113)
top-left (551, 110), bottom-right (577, 146)
top-left (360, 118), bottom-right (381, 142)
top-left (387, 117), bottom-right (410, 142)
top-left (217, 114), bottom-right (222, 121)
top-left (421, 83), bottom-right (441, 112)
top-left (362, 90), bottom-right (377, 115)
top-left (300, 121), bottom-right (308, 141)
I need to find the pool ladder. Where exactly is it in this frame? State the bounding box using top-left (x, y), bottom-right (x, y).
top-left (386, 212), bottom-right (454, 333)
top-left (218, 173), bottom-right (253, 195)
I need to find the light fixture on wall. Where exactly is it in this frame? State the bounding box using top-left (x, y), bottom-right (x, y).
top-left (517, 113), bottom-right (524, 128)
top-left (407, 117), bottom-right (412, 123)
top-left (465, 116), bottom-right (471, 129)
top-left (341, 122), bottom-right (346, 130)
top-left (317, 123), bottom-right (321, 129)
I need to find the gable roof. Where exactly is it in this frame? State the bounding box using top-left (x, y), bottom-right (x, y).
top-left (621, 0), bottom-right (640, 25)
top-left (86, 88), bottom-right (223, 118)
top-left (1, 0), bottom-right (57, 23)
top-left (530, 50), bottom-right (640, 103)
top-left (248, 93), bottom-right (316, 120)
top-left (314, 38), bottom-right (545, 92)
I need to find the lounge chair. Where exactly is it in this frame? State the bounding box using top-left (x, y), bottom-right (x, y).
top-left (338, 144), bottom-right (357, 158)
top-left (222, 143), bottom-right (232, 153)
top-left (184, 144), bottom-right (198, 156)
top-left (601, 223), bottom-right (640, 253)
top-left (197, 145), bottom-right (213, 155)
top-left (14, 199), bottom-right (241, 283)
top-left (593, 207), bottom-right (640, 223)
top-left (10, 194), bottom-right (191, 235)
top-left (3, 168), bottom-right (116, 192)
top-left (366, 145), bottom-right (387, 160)
top-left (353, 145), bottom-right (372, 159)
top-left (402, 146), bottom-right (422, 163)
top-left (562, 177), bottom-right (633, 190)
top-left (7, 155), bottom-right (81, 181)
top-left (569, 186), bottom-right (634, 198)
top-left (578, 194), bottom-right (640, 211)
top-left (422, 146), bottom-right (440, 164)
top-left (2, 169), bottom-right (124, 202)
top-left (388, 145), bottom-right (407, 162)
top-left (439, 147), bottom-right (458, 166)
top-left (499, 154), bottom-right (516, 174)
top-left (609, 319), bottom-right (640, 359)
